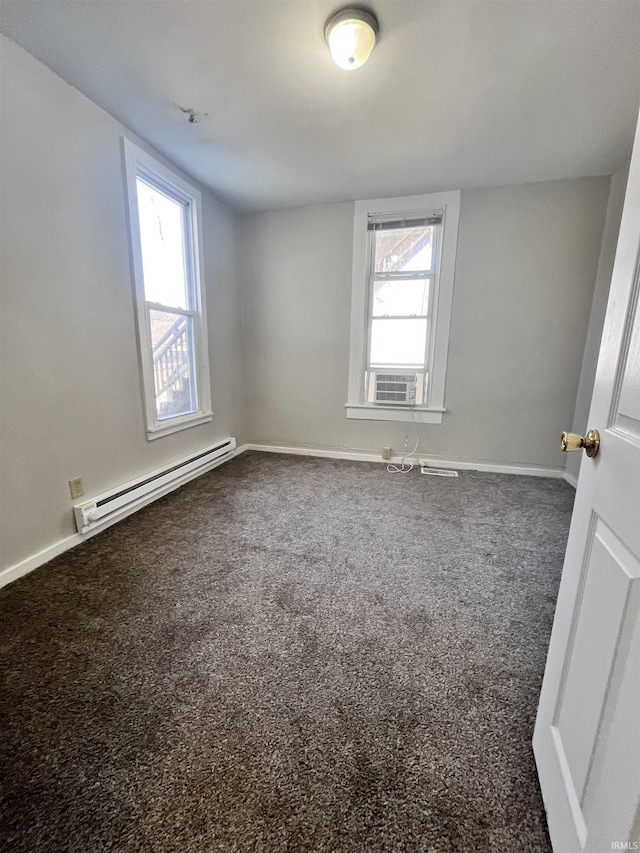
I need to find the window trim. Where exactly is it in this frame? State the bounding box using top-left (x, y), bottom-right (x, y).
top-left (122, 139), bottom-right (212, 440)
top-left (346, 191), bottom-right (460, 424)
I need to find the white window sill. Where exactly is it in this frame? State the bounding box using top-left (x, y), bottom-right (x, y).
top-left (147, 412), bottom-right (213, 440)
top-left (345, 405), bottom-right (445, 424)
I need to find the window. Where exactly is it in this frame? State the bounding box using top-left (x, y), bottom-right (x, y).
top-left (123, 140), bottom-right (212, 439)
top-left (346, 192), bottom-right (460, 424)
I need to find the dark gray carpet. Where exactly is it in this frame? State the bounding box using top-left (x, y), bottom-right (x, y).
top-left (0, 451), bottom-right (573, 852)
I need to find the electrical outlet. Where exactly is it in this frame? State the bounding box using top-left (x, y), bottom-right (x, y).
top-left (68, 477), bottom-right (84, 500)
top-left (404, 435), bottom-right (409, 449)
top-left (382, 446), bottom-right (392, 460)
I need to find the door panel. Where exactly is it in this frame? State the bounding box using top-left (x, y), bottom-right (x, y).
top-left (555, 519), bottom-right (640, 802)
top-left (582, 615), bottom-right (640, 851)
top-left (615, 292), bottom-right (640, 435)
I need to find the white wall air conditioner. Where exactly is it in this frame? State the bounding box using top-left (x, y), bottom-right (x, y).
top-left (374, 373), bottom-right (417, 405)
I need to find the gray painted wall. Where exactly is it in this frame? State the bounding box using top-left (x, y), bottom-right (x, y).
top-left (564, 163), bottom-right (630, 484)
top-left (239, 178), bottom-right (610, 469)
top-left (0, 38), bottom-right (244, 572)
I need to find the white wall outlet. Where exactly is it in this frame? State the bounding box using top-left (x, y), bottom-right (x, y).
top-left (382, 446), bottom-right (392, 460)
top-left (68, 477), bottom-right (84, 500)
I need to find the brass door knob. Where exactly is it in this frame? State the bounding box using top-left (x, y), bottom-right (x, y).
top-left (561, 429), bottom-right (600, 458)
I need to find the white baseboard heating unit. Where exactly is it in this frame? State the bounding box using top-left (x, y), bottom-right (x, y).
top-left (73, 437), bottom-right (236, 535)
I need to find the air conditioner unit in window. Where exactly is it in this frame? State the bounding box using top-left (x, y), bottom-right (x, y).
top-left (373, 373), bottom-right (417, 405)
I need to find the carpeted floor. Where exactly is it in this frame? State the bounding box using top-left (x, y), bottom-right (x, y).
top-left (0, 451), bottom-right (574, 852)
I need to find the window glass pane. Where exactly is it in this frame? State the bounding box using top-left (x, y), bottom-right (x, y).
top-left (137, 178), bottom-right (189, 309)
top-left (149, 309), bottom-right (197, 420)
top-left (374, 225), bottom-right (434, 273)
top-left (372, 278), bottom-right (430, 317)
top-left (370, 319), bottom-right (428, 367)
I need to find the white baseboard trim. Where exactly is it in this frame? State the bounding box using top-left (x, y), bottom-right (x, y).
top-left (241, 443), bottom-right (393, 464)
top-left (0, 534), bottom-right (84, 590)
top-left (0, 443), bottom-right (246, 590)
top-left (563, 470), bottom-right (579, 489)
top-left (241, 443), bottom-right (564, 478)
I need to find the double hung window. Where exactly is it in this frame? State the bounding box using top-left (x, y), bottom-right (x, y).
top-left (347, 192), bottom-right (460, 424)
top-left (123, 140), bottom-right (212, 439)
top-left (365, 214), bottom-right (441, 406)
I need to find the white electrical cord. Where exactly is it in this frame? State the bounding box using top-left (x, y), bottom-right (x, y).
top-left (386, 407), bottom-right (420, 474)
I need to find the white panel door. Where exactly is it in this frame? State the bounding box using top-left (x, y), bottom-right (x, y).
top-left (533, 109), bottom-right (640, 853)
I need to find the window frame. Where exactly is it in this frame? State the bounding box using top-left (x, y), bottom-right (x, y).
top-left (123, 139), bottom-right (212, 440)
top-left (346, 191), bottom-right (460, 424)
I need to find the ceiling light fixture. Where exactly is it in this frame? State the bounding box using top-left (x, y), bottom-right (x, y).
top-left (324, 8), bottom-right (379, 71)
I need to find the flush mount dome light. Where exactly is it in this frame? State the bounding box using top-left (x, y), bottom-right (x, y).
top-left (325, 8), bottom-right (379, 71)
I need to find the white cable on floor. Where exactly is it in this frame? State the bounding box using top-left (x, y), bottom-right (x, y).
top-left (387, 407), bottom-right (420, 474)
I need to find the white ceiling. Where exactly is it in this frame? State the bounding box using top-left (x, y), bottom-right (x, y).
top-left (1, 1), bottom-right (639, 213)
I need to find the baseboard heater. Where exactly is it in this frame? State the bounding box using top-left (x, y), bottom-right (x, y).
top-left (73, 437), bottom-right (236, 535)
